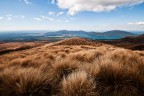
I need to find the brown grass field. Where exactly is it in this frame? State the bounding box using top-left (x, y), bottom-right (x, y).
top-left (0, 38), bottom-right (144, 96)
top-left (0, 41), bottom-right (47, 55)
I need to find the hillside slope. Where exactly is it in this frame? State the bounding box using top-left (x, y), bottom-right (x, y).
top-left (0, 38), bottom-right (143, 96)
top-left (0, 41), bottom-right (47, 55)
top-left (121, 34), bottom-right (144, 43)
top-left (100, 34), bottom-right (144, 50)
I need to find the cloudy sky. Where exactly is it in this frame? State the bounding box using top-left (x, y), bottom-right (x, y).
top-left (0, 0), bottom-right (144, 31)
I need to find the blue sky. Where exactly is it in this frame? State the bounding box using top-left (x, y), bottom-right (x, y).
top-left (0, 0), bottom-right (144, 31)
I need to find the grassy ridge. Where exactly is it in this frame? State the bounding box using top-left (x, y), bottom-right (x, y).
top-left (0, 42), bottom-right (47, 55)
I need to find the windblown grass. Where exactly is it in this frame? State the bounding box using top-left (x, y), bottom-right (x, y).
top-left (0, 38), bottom-right (143, 96)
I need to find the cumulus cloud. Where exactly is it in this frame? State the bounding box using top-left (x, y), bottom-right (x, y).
top-left (57, 0), bottom-right (144, 15)
top-left (128, 22), bottom-right (144, 25)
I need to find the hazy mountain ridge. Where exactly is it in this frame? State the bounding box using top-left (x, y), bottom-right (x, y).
top-left (45, 30), bottom-right (135, 37)
top-left (0, 30), bottom-right (137, 42)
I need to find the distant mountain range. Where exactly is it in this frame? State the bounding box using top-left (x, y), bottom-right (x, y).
top-left (45, 30), bottom-right (135, 40)
top-left (0, 30), bottom-right (137, 42)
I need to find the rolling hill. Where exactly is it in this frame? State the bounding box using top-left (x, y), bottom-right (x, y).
top-left (121, 34), bottom-right (144, 43)
top-left (100, 34), bottom-right (144, 50)
top-left (52, 38), bottom-right (103, 46)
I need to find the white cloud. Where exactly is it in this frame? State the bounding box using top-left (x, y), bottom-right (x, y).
top-left (56, 19), bottom-right (61, 22)
top-left (48, 11), bottom-right (55, 16)
top-left (64, 20), bottom-right (69, 23)
top-left (6, 14), bottom-right (13, 21)
top-left (57, 0), bottom-right (144, 15)
top-left (19, 0), bottom-right (31, 4)
top-left (0, 17), bottom-right (3, 20)
top-left (57, 11), bottom-right (64, 16)
top-left (34, 16), bottom-right (54, 22)
top-left (24, 0), bottom-right (31, 4)
top-left (40, 15), bottom-right (54, 21)
top-left (21, 15), bottom-right (25, 19)
top-left (4, 14), bottom-right (25, 21)
top-left (33, 15), bottom-right (72, 23)
top-left (33, 17), bottom-right (42, 21)
top-left (128, 22), bottom-right (144, 25)
top-left (48, 11), bottom-right (64, 16)
top-left (51, 0), bottom-right (55, 4)
top-left (48, 17), bottom-right (54, 21)
top-left (70, 17), bottom-right (78, 20)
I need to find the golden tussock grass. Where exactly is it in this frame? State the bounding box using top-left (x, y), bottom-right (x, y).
top-left (61, 71), bottom-right (96, 96)
top-left (0, 67), bottom-right (51, 96)
top-left (0, 38), bottom-right (143, 96)
top-left (94, 63), bottom-right (143, 96)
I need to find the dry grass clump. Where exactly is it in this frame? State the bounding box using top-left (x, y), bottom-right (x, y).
top-left (48, 59), bottom-right (80, 83)
top-left (134, 51), bottom-right (144, 57)
top-left (105, 49), bottom-right (143, 67)
top-left (0, 64), bottom-right (6, 72)
top-left (82, 61), bottom-right (100, 78)
top-left (94, 63), bottom-right (144, 96)
top-left (132, 59), bottom-right (144, 77)
top-left (69, 50), bottom-right (104, 63)
top-left (43, 53), bottom-right (56, 60)
top-left (0, 67), bottom-right (52, 96)
top-left (8, 58), bottom-right (43, 68)
top-left (61, 71), bottom-right (96, 96)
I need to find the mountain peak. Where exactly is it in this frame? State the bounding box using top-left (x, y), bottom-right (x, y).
top-left (103, 30), bottom-right (135, 36)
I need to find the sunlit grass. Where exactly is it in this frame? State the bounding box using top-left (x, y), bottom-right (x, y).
top-left (0, 38), bottom-right (143, 96)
